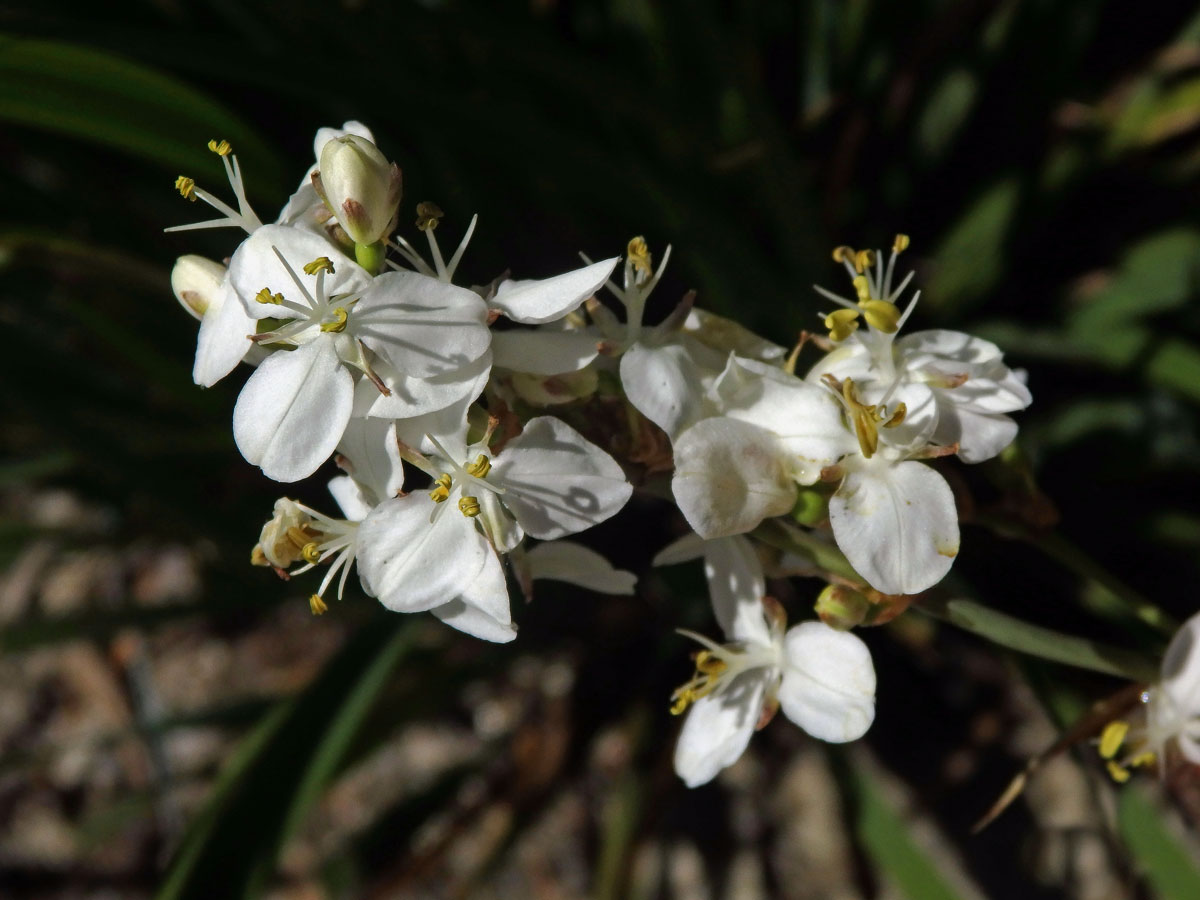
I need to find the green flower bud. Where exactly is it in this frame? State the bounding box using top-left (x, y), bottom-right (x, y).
top-left (814, 584), bottom-right (870, 631)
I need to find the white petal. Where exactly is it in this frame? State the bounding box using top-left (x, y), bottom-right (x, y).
top-left (431, 548), bottom-right (516, 643)
top-left (356, 496), bottom-right (490, 613)
top-left (335, 417), bottom-right (405, 505)
top-left (524, 540), bottom-right (637, 595)
top-left (777, 622), bottom-right (875, 742)
top-left (354, 270), bottom-right (490, 377)
top-left (492, 416), bottom-right (632, 539)
top-left (232, 339), bottom-right (353, 482)
top-left (702, 536), bottom-right (769, 644)
top-left (620, 341), bottom-right (716, 441)
top-left (490, 258), bottom-right (619, 324)
top-left (652, 533), bottom-right (707, 566)
top-left (478, 489), bottom-right (524, 554)
top-left (354, 351), bottom-right (491, 421)
top-left (683, 307), bottom-right (786, 362)
top-left (671, 418), bottom-right (796, 539)
top-left (491, 330), bottom-right (600, 375)
top-left (829, 458), bottom-right (959, 596)
top-left (896, 329), bottom-right (1003, 365)
top-left (673, 671), bottom-right (769, 788)
top-left (1161, 612), bottom-right (1200, 717)
top-left (313, 121), bottom-right (374, 159)
top-left (933, 408), bottom-right (1018, 463)
top-left (193, 280), bottom-right (254, 387)
top-left (326, 474), bottom-right (374, 522)
top-left (229, 225), bottom-right (367, 320)
top-left (715, 357), bottom-right (852, 482)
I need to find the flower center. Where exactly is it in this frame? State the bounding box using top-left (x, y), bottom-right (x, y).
top-left (823, 375), bottom-right (907, 459)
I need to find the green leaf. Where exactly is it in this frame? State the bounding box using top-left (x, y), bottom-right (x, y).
top-left (157, 617), bottom-right (414, 900)
top-left (926, 177), bottom-right (1020, 313)
top-left (917, 596), bottom-right (1160, 682)
top-left (0, 34), bottom-right (282, 188)
top-left (844, 753), bottom-right (971, 900)
top-left (1118, 784), bottom-right (1200, 900)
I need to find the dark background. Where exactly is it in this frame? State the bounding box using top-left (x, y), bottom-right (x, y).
top-left (3, 1), bottom-right (1200, 897)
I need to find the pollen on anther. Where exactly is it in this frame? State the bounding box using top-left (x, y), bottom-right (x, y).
top-left (458, 495), bottom-right (481, 517)
top-left (303, 256), bottom-right (336, 276)
top-left (207, 139), bottom-right (233, 156)
top-left (893, 233), bottom-right (911, 253)
top-left (255, 287), bottom-right (284, 305)
top-left (175, 176), bottom-right (196, 200)
top-left (415, 201), bottom-right (444, 231)
top-left (309, 594), bottom-right (328, 615)
top-left (301, 542), bottom-right (322, 564)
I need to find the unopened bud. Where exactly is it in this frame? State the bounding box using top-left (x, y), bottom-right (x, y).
top-left (814, 584), bottom-right (871, 630)
top-left (511, 369), bottom-right (599, 406)
top-left (170, 255), bottom-right (226, 320)
top-left (790, 487), bottom-right (829, 526)
top-left (316, 135), bottom-right (402, 245)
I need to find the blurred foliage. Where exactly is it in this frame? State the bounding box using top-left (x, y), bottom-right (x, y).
top-left (4, 0), bottom-right (1200, 897)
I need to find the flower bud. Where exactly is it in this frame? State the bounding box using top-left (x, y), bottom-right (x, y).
top-left (315, 135), bottom-right (402, 245)
top-left (814, 584), bottom-right (871, 631)
top-left (171, 255), bottom-right (226, 320)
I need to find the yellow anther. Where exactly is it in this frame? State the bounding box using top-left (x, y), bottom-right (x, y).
top-left (824, 308), bottom-right (860, 342)
top-left (883, 402), bottom-right (907, 428)
top-left (309, 594), bottom-right (328, 616)
top-left (319, 307), bottom-right (349, 333)
top-left (859, 298), bottom-right (901, 333)
top-left (256, 287), bottom-right (284, 305)
top-left (286, 526), bottom-right (314, 548)
top-left (465, 454), bottom-right (491, 478)
top-left (1099, 720), bottom-right (1129, 760)
top-left (851, 275), bottom-right (871, 304)
top-left (415, 201), bottom-right (444, 231)
top-left (458, 495), bottom-right (481, 517)
top-left (1130, 751), bottom-right (1157, 768)
top-left (303, 256), bottom-right (335, 275)
top-left (301, 542), bottom-right (322, 565)
top-left (832, 245), bottom-right (856, 264)
top-left (627, 235), bottom-right (652, 277)
top-left (207, 139), bottom-right (233, 156)
top-left (893, 233), bottom-right (910, 253)
top-left (1106, 760), bottom-right (1131, 783)
top-left (429, 474), bottom-right (452, 503)
top-left (175, 176), bottom-right (196, 201)
top-left (669, 651), bottom-right (728, 715)
top-left (853, 249), bottom-right (875, 274)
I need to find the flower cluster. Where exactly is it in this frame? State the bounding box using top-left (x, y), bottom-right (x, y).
top-left (169, 124), bottom-right (1030, 787)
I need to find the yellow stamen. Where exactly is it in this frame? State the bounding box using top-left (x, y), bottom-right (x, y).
top-left (832, 245), bottom-right (856, 264)
top-left (458, 495), bottom-right (481, 517)
top-left (465, 454), bottom-right (491, 478)
top-left (669, 651), bottom-right (728, 715)
top-left (320, 307), bottom-right (349, 333)
top-left (851, 275), bottom-right (871, 304)
top-left (301, 542), bottom-right (322, 565)
top-left (175, 176), bottom-right (196, 200)
top-left (842, 379), bottom-right (879, 458)
top-left (859, 298), bottom-right (901, 333)
top-left (415, 201), bottom-right (444, 231)
top-left (303, 256), bottom-right (335, 275)
top-left (1099, 720), bottom-right (1128, 759)
top-left (883, 402), bottom-right (907, 428)
top-left (853, 249), bottom-right (875, 274)
top-left (627, 236), bottom-right (652, 277)
top-left (893, 233), bottom-right (910, 253)
top-left (1106, 760), bottom-right (1131, 783)
top-left (286, 526), bottom-right (314, 548)
top-left (256, 287), bottom-right (284, 305)
top-left (429, 474), bottom-right (452, 503)
top-left (207, 139), bottom-right (233, 156)
top-left (309, 594), bottom-right (328, 616)
top-left (824, 308), bottom-right (860, 342)
top-left (1130, 751), bottom-right (1157, 768)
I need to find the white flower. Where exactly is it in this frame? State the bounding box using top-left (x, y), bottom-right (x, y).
top-left (1100, 612), bottom-right (1200, 779)
top-left (227, 225), bottom-right (490, 482)
top-left (355, 415), bottom-right (632, 642)
top-left (315, 134), bottom-right (402, 246)
top-left (670, 355), bottom-right (960, 596)
top-left (809, 238), bottom-right (1031, 463)
top-left (669, 539), bottom-right (875, 787)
